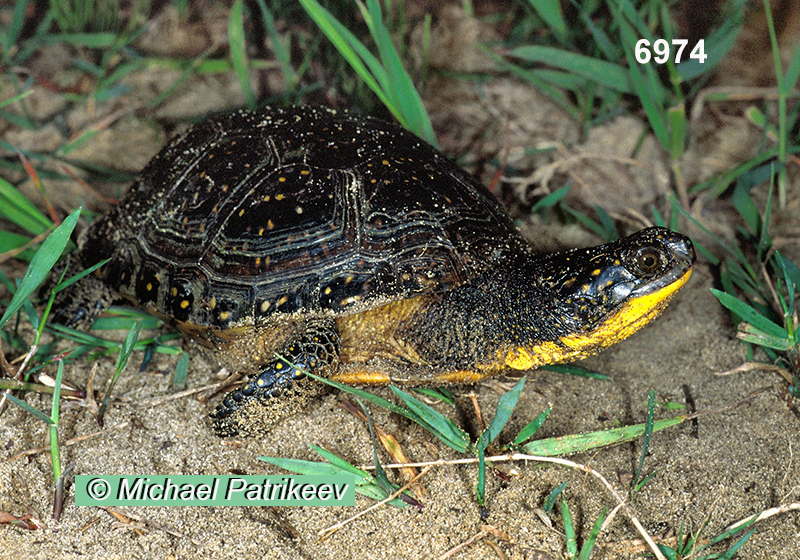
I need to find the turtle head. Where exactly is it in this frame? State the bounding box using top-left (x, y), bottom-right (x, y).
top-left (550, 227), bottom-right (695, 328)
top-left (502, 227), bottom-right (695, 371)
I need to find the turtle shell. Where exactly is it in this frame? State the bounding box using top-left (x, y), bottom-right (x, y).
top-left (81, 105), bottom-right (531, 331)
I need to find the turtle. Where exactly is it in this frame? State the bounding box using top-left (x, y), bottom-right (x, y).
top-left (55, 105), bottom-right (695, 437)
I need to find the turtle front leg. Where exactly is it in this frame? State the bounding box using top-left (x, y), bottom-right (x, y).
top-left (210, 318), bottom-right (341, 436)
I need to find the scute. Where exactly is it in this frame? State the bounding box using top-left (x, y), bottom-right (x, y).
top-left (79, 105), bottom-right (530, 330)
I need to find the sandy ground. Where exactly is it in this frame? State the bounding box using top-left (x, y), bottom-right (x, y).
top-left (2, 5), bottom-right (800, 559)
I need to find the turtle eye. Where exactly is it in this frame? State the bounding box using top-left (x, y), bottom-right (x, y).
top-left (633, 247), bottom-right (662, 276)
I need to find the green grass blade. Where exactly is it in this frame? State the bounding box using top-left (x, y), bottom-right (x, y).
top-left (525, 0), bottom-right (566, 40)
top-left (98, 322), bottom-right (142, 424)
top-left (301, 369), bottom-right (428, 425)
top-left (572, 0), bottom-right (618, 61)
top-left (541, 363), bottom-right (610, 380)
top-left (390, 386), bottom-right (470, 453)
top-left (667, 103), bottom-right (686, 160)
top-left (5, 393), bottom-right (54, 425)
top-left (0, 209), bottom-right (79, 330)
top-left (782, 35), bottom-right (800, 95)
top-left (253, 0), bottom-right (296, 89)
top-left (173, 353), bottom-right (190, 389)
top-left (0, 177), bottom-right (53, 236)
top-left (0, 230), bottom-right (34, 255)
top-left (412, 387), bottom-right (455, 405)
top-left (300, 0), bottom-right (435, 145)
top-left (577, 508), bottom-right (606, 560)
top-left (299, 369), bottom-right (468, 452)
top-left (522, 415), bottom-right (686, 456)
top-left (710, 289), bottom-right (789, 340)
top-left (0, 0), bottom-right (29, 63)
top-left (49, 359), bottom-right (64, 482)
top-left (717, 525), bottom-right (758, 560)
top-left (115, 322), bottom-right (142, 375)
top-left (678, 0), bottom-right (745, 80)
top-left (513, 407), bottom-right (552, 445)
top-left (737, 324), bottom-right (794, 352)
top-left (308, 445), bottom-right (373, 479)
top-left (708, 513), bottom-right (759, 547)
top-left (259, 447), bottom-right (407, 506)
top-left (530, 183), bottom-right (572, 214)
top-left (477, 378), bottom-right (524, 451)
top-left (299, 0), bottom-right (392, 110)
top-left (631, 390), bottom-right (655, 500)
top-left (475, 445), bottom-right (486, 506)
top-left (53, 259), bottom-right (109, 295)
top-left (507, 46), bottom-right (632, 93)
top-left (489, 52), bottom-right (579, 118)
top-left (229, 0), bottom-right (256, 108)
top-left (775, 252), bottom-right (800, 311)
top-left (610, 4), bottom-right (669, 148)
top-left (260, 454), bottom-right (365, 478)
top-left (359, 0), bottom-right (435, 144)
top-left (543, 481), bottom-right (567, 513)
top-left (562, 496), bottom-right (577, 556)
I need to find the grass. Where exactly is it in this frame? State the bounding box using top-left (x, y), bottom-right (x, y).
top-left (0, 0), bottom-right (797, 556)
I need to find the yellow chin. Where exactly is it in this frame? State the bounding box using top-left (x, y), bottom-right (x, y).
top-left (504, 268), bottom-right (692, 371)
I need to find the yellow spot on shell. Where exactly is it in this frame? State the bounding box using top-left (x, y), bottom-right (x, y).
top-left (171, 287), bottom-right (178, 296)
top-left (277, 295), bottom-right (289, 306)
top-left (258, 228), bottom-right (265, 235)
top-left (219, 311), bottom-right (231, 321)
top-left (276, 193), bottom-right (285, 201)
top-left (209, 297), bottom-right (216, 309)
top-left (238, 209), bottom-right (245, 216)
top-left (180, 300), bottom-right (190, 309)
top-left (260, 300), bottom-right (271, 312)
top-left (278, 177), bottom-right (286, 182)
top-left (268, 219), bottom-right (275, 230)
top-left (146, 282), bottom-right (153, 292)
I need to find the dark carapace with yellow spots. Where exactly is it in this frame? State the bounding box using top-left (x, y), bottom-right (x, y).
top-left (57, 105), bottom-right (695, 436)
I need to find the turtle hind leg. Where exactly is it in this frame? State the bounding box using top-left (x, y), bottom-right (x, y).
top-left (48, 255), bottom-right (117, 328)
top-left (210, 318), bottom-right (341, 437)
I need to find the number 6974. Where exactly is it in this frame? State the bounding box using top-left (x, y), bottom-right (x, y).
top-left (635, 39), bottom-right (707, 64)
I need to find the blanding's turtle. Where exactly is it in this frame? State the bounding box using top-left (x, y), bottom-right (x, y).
top-left (56, 105), bottom-right (695, 436)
